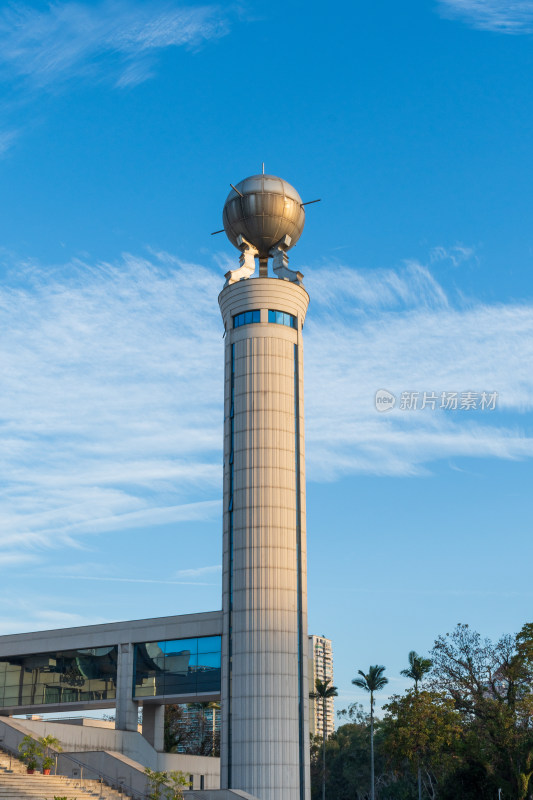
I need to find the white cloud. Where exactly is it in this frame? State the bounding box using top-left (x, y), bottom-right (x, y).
top-left (430, 244), bottom-right (477, 267)
top-left (0, 499), bottom-right (221, 548)
top-left (177, 564), bottom-right (222, 577)
top-left (0, 592), bottom-right (103, 634)
top-left (0, 129), bottom-right (18, 156)
top-left (48, 574), bottom-right (219, 586)
top-left (0, 0), bottom-right (229, 89)
top-left (1, 249), bottom-right (532, 563)
top-left (304, 265), bottom-right (533, 477)
top-left (0, 552), bottom-right (39, 566)
top-left (437, 0), bottom-right (533, 33)
top-left (0, 253), bottom-right (224, 556)
top-left (306, 261), bottom-right (449, 312)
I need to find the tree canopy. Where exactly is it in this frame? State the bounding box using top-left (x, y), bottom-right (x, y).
top-left (311, 623), bottom-right (533, 800)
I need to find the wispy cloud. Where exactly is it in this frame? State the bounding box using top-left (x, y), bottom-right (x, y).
top-left (307, 260), bottom-right (449, 312)
top-left (0, 252), bottom-right (224, 556)
top-left (1, 249), bottom-right (532, 564)
top-left (0, 551), bottom-right (39, 566)
top-left (48, 574), bottom-right (219, 586)
top-left (177, 564), bottom-right (222, 578)
top-left (430, 244), bottom-right (477, 267)
top-left (0, 129), bottom-right (18, 156)
top-left (0, 591), bottom-right (103, 633)
top-left (437, 0), bottom-right (533, 34)
top-left (305, 261), bottom-right (533, 478)
top-left (0, 0), bottom-right (229, 90)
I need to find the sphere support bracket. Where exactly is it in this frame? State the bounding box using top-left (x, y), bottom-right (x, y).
top-left (271, 234), bottom-right (304, 285)
top-left (224, 235), bottom-right (258, 286)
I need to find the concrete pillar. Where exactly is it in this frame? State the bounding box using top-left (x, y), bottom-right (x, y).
top-left (142, 703), bottom-right (165, 752)
top-left (219, 278), bottom-right (310, 800)
top-left (115, 642), bottom-right (138, 732)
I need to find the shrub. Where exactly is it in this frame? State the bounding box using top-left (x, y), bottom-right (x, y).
top-left (18, 735), bottom-right (42, 771)
top-left (144, 767), bottom-right (190, 800)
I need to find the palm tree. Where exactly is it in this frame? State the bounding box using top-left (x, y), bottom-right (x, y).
top-left (401, 651), bottom-right (433, 800)
top-left (400, 650), bottom-right (432, 694)
top-left (310, 677), bottom-right (338, 800)
top-left (352, 665), bottom-right (388, 800)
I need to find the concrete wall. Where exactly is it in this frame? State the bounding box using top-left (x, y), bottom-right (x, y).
top-left (0, 612), bottom-right (222, 658)
top-left (0, 716), bottom-right (220, 797)
top-left (10, 717), bottom-right (158, 765)
top-left (159, 753), bottom-right (220, 789)
top-left (57, 750), bottom-right (220, 794)
top-left (57, 748), bottom-right (151, 798)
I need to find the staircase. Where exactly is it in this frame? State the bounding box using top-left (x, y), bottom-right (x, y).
top-left (0, 750), bottom-right (134, 800)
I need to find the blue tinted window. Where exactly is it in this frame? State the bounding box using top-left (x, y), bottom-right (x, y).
top-left (198, 636), bottom-right (222, 654)
top-left (163, 639), bottom-right (197, 655)
top-left (0, 646), bottom-right (118, 709)
top-left (233, 310), bottom-right (260, 328)
top-left (134, 636), bottom-right (221, 699)
top-left (268, 309), bottom-right (297, 329)
top-left (197, 651), bottom-right (221, 669)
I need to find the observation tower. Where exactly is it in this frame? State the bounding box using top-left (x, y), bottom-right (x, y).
top-left (218, 173), bottom-right (311, 800)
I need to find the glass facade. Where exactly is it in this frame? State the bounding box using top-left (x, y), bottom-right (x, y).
top-left (133, 636), bottom-right (221, 698)
top-left (0, 647), bottom-right (118, 708)
top-left (268, 309), bottom-right (297, 328)
top-left (233, 310), bottom-right (260, 328)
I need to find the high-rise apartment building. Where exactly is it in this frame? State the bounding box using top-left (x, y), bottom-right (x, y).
top-left (308, 635), bottom-right (334, 740)
top-left (175, 703), bottom-right (221, 755)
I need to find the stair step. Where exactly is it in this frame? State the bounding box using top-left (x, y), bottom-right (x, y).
top-left (0, 746), bottom-right (135, 800)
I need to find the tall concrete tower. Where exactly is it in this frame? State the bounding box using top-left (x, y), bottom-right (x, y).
top-left (218, 174), bottom-right (311, 800)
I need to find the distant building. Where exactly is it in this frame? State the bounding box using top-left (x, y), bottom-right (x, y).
top-left (177, 703), bottom-right (221, 755)
top-left (308, 635), bottom-right (334, 740)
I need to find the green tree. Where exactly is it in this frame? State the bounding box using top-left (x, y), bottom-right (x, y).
top-left (310, 677), bottom-right (338, 800)
top-left (164, 703), bottom-right (220, 756)
top-left (165, 705), bottom-right (189, 753)
top-left (383, 690), bottom-right (462, 799)
top-left (516, 622), bottom-right (533, 674)
top-left (352, 665), bottom-right (388, 800)
top-left (400, 651), bottom-right (433, 799)
top-left (312, 712), bottom-right (416, 800)
top-left (430, 623), bottom-right (533, 799)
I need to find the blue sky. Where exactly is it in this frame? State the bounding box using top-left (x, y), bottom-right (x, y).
top-left (1, 0), bottom-right (533, 718)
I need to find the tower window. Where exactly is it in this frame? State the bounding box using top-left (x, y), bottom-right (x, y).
top-left (268, 310), bottom-right (297, 329)
top-left (233, 310), bottom-right (260, 328)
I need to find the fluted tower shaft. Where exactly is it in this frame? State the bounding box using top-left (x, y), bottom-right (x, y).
top-left (219, 277), bottom-right (310, 800)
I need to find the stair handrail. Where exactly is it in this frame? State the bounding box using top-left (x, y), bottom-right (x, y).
top-left (0, 735), bottom-right (151, 800)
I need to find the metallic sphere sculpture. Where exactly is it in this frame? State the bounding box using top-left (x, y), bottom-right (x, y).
top-left (223, 174), bottom-right (305, 258)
